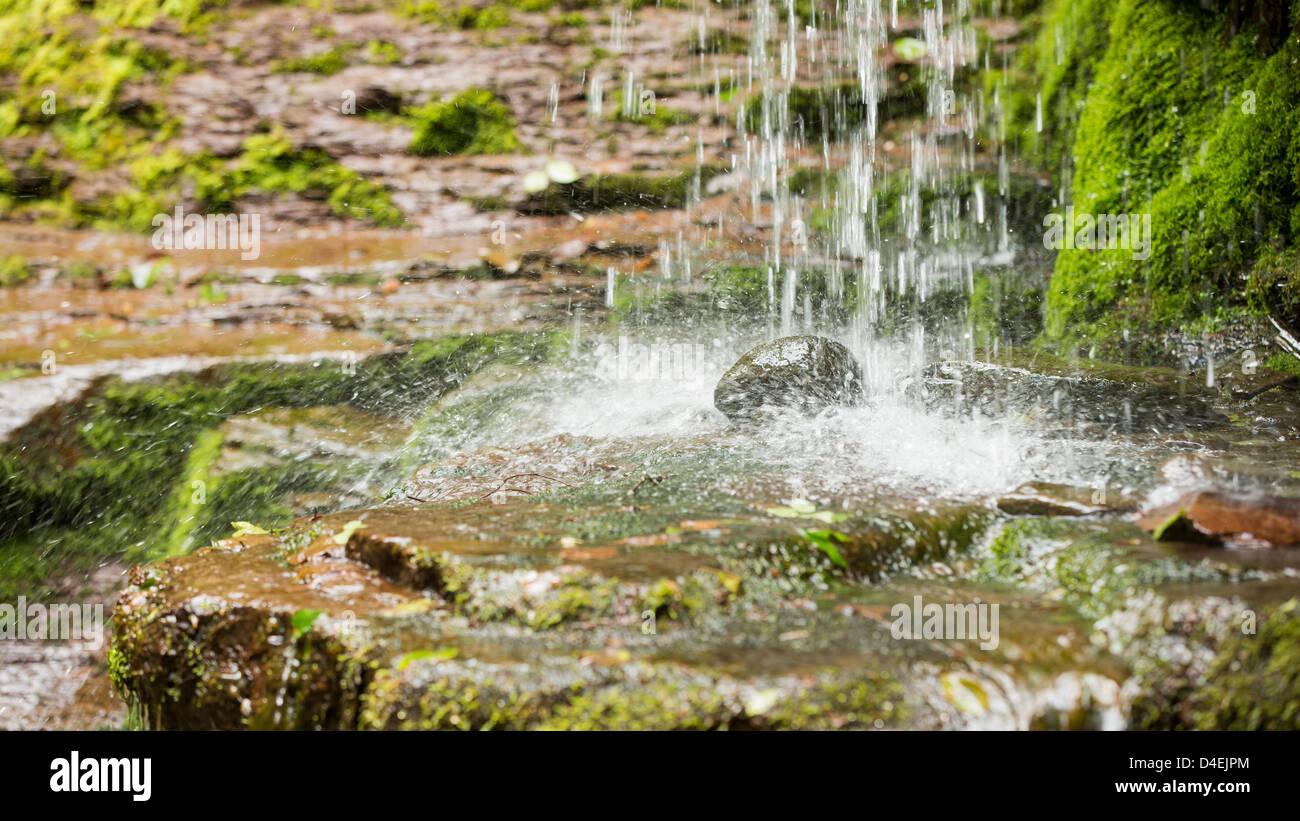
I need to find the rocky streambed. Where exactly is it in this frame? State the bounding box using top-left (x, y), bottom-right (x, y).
top-left (98, 333), bottom-right (1300, 730)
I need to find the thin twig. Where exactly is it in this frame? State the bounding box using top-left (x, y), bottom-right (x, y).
top-left (473, 472), bottom-right (575, 502)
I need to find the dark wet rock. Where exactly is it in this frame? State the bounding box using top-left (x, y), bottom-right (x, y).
top-left (995, 481), bottom-right (1136, 517)
top-left (352, 86), bottom-right (403, 115)
top-left (713, 335), bottom-right (865, 423)
top-left (913, 350), bottom-right (1228, 432)
top-left (1138, 490), bottom-right (1300, 548)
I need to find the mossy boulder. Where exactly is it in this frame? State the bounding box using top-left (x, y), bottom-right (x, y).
top-left (1020, 0), bottom-right (1300, 355)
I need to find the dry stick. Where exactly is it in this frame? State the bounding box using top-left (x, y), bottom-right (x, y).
top-left (474, 472), bottom-right (576, 502)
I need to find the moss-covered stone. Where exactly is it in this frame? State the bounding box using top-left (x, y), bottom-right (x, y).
top-left (1021, 0), bottom-right (1300, 356)
top-left (1188, 598), bottom-right (1300, 729)
top-left (0, 331), bottom-right (557, 601)
top-left (516, 166), bottom-right (727, 215)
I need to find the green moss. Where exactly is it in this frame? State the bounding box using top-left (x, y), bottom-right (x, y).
top-left (274, 47), bottom-right (354, 76)
top-left (1189, 599), bottom-right (1300, 730)
top-left (399, 1), bottom-right (515, 29)
top-left (550, 10), bottom-right (587, 27)
top-left (365, 39), bottom-right (403, 65)
top-left (0, 331), bottom-right (556, 601)
top-left (518, 165), bottom-right (725, 215)
top-left (406, 89), bottom-right (522, 157)
top-left (741, 79), bottom-right (924, 140)
top-left (1028, 0), bottom-right (1300, 355)
top-left (0, 2), bottom-right (406, 231)
top-left (687, 28), bottom-right (748, 56)
top-left (969, 270), bottom-right (1045, 347)
top-left (0, 3), bottom-right (199, 222)
top-left (112, 590), bottom-right (366, 730)
top-left (757, 672), bottom-right (906, 730)
top-left (0, 255), bottom-right (31, 286)
top-left (1264, 350), bottom-right (1300, 377)
top-left (981, 517), bottom-right (1235, 622)
top-left (362, 659), bottom-right (904, 731)
top-left (538, 683), bottom-right (728, 730)
top-left (161, 428), bottom-right (225, 557)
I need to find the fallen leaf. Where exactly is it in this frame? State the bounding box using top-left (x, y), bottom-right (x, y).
top-left (941, 672), bottom-right (990, 714)
top-left (291, 608), bottom-right (322, 637)
top-left (332, 519), bottom-right (365, 545)
top-left (801, 529), bottom-right (851, 570)
top-left (714, 570), bottom-right (742, 595)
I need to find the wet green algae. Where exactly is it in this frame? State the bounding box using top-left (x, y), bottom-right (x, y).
top-left (0, 330), bottom-right (561, 601)
top-left (0, 2), bottom-right (543, 231)
top-left (0, 1), bottom-right (408, 230)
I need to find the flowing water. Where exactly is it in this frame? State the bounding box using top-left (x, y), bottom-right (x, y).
top-left (3, 1), bottom-right (1299, 730)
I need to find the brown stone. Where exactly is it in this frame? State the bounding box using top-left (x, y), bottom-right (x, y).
top-left (1138, 491), bottom-right (1300, 547)
top-left (996, 481), bottom-right (1136, 517)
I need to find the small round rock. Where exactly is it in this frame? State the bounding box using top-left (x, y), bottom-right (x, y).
top-left (713, 335), bottom-right (865, 423)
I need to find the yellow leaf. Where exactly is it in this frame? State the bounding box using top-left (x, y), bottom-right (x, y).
top-left (230, 521), bottom-right (269, 537)
top-left (332, 519), bottom-right (365, 545)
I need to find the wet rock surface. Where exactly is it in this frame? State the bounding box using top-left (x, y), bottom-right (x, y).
top-left (995, 481), bottom-right (1136, 517)
top-left (5, 2), bottom-right (1300, 731)
top-left (1138, 490), bottom-right (1300, 548)
top-left (105, 343), bottom-right (1300, 730)
top-left (713, 336), bottom-right (865, 423)
top-left (109, 499), bottom-right (1108, 729)
top-left (915, 357), bottom-right (1228, 432)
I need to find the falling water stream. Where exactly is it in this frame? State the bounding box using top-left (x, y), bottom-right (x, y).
top-left (5, 0), bottom-right (1299, 732)
top-left (471, 0), bottom-right (1117, 502)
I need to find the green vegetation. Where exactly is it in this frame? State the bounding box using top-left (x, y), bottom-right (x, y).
top-left (1190, 599), bottom-right (1300, 730)
top-left (741, 75), bottom-right (926, 140)
top-left (611, 90), bottom-right (699, 132)
top-left (407, 89), bottom-right (522, 156)
top-left (0, 255), bottom-right (31, 286)
top-left (80, 130), bottom-right (406, 230)
top-left (687, 28), bottom-right (748, 56)
top-left (366, 39), bottom-right (403, 64)
top-left (0, 1), bottom-right (408, 230)
top-left (274, 47), bottom-right (353, 75)
top-left (398, 1), bottom-right (514, 30)
top-left (0, 331), bottom-right (558, 601)
top-left (1015, 0), bottom-right (1300, 358)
